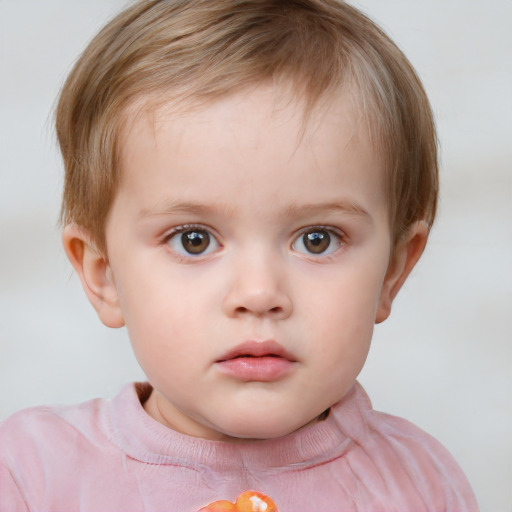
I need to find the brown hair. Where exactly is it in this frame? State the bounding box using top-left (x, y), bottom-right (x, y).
top-left (56, 0), bottom-right (438, 253)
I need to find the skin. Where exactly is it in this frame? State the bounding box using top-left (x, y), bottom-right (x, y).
top-left (63, 84), bottom-right (427, 441)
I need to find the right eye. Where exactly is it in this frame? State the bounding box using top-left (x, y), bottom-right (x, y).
top-left (292, 227), bottom-right (343, 256)
top-left (166, 227), bottom-right (219, 256)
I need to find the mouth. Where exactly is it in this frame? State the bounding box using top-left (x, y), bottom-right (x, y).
top-left (216, 340), bottom-right (297, 382)
top-left (217, 340), bottom-right (296, 363)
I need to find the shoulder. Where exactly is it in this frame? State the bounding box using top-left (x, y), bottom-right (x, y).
top-left (362, 399), bottom-right (464, 475)
top-left (0, 392), bottom-right (128, 509)
top-left (0, 382), bottom-right (151, 469)
top-left (333, 383), bottom-right (479, 509)
top-left (0, 382), bottom-right (146, 468)
top-left (0, 397), bottom-right (109, 466)
top-left (346, 383), bottom-right (463, 464)
top-left (0, 389), bottom-right (127, 475)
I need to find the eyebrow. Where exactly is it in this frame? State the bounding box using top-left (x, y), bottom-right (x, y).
top-left (139, 201), bottom-right (237, 219)
top-left (139, 200), bottom-right (372, 223)
top-left (282, 202), bottom-right (372, 222)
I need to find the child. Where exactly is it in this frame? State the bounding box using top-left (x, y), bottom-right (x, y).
top-left (0, 0), bottom-right (479, 510)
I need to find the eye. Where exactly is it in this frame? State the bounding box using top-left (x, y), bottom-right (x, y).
top-left (292, 228), bottom-right (342, 256)
top-left (167, 227), bottom-right (219, 256)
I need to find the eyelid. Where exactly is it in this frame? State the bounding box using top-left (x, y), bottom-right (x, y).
top-left (163, 223), bottom-right (204, 237)
top-left (295, 225), bottom-right (346, 240)
top-left (163, 222), bottom-right (221, 238)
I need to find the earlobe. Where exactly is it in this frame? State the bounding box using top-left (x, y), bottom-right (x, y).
top-left (62, 224), bottom-right (125, 328)
top-left (375, 221), bottom-right (429, 324)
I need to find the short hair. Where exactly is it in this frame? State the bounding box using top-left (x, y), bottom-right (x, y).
top-left (56, 0), bottom-right (438, 254)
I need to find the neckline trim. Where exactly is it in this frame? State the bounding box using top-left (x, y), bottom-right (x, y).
top-left (107, 381), bottom-right (372, 473)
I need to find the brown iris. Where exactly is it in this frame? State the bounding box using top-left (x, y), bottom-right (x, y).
top-left (303, 230), bottom-right (331, 254)
top-left (181, 230), bottom-right (210, 254)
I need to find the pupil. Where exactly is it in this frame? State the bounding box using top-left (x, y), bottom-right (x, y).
top-left (304, 231), bottom-right (330, 253)
top-left (182, 230), bottom-right (209, 254)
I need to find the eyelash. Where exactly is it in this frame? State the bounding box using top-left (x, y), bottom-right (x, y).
top-left (163, 224), bottom-right (209, 241)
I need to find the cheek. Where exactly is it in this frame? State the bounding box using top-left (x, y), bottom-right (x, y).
top-left (125, 302), bottom-right (205, 389)
top-left (113, 273), bottom-right (184, 353)
top-left (302, 264), bottom-right (386, 324)
top-left (295, 260), bottom-right (387, 369)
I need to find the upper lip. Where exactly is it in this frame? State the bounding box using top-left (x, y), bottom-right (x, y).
top-left (217, 340), bottom-right (297, 362)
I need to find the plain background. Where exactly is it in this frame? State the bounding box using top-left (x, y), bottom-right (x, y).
top-left (0, 1), bottom-right (510, 510)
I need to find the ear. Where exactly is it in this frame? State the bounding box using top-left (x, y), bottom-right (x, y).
top-left (62, 224), bottom-right (125, 328)
top-left (375, 221), bottom-right (429, 324)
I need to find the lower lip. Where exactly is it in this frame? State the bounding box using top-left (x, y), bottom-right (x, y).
top-left (216, 356), bottom-right (295, 381)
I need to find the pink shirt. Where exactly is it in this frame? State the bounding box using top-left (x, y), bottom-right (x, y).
top-left (0, 382), bottom-right (478, 511)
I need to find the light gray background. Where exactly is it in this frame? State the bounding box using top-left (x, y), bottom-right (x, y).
top-left (1, 1), bottom-right (510, 510)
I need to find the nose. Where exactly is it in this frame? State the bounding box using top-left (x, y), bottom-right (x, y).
top-left (222, 254), bottom-right (293, 320)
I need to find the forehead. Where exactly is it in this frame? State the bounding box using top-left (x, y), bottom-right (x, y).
top-left (116, 84), bottom-right (387, 217)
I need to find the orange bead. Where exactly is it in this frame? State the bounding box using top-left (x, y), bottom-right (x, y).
top-left (235, 491), bottom-right (278, 512)
top-left (198, 500), bottom-right (238, 512)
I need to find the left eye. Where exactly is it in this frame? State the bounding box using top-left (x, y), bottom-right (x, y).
top-left (167, 228), bottom-right (219, 256)
top-left (292, 229), bottom-right (342, 255)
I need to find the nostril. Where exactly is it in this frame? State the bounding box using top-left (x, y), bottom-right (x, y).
top-left (234, 305), bottom-right (283, 315)
top-left (225, 288), bottom-right (292, 319)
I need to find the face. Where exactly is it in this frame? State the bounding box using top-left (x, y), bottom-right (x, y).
top-left (97, 85), bottom-right (401, 440)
